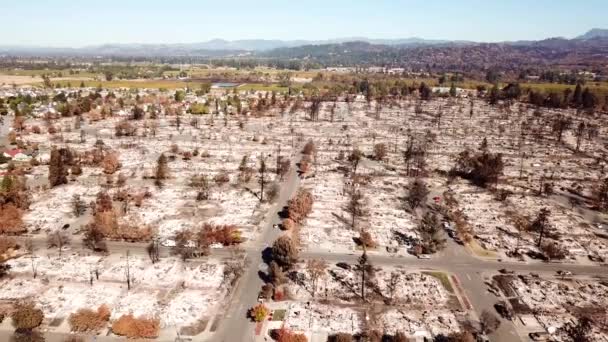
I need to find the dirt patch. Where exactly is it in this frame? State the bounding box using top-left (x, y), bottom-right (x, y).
top-left (180, 316), bottom-right (209, 336)
top-left (0, 75), bottom-right (42, 85)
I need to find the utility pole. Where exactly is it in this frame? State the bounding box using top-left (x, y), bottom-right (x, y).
top-left (125, 250), bottom-right (131, 290)
top-left (29, 255), bottom-right (38, 279)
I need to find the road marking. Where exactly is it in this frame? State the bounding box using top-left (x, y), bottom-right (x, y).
top-left (466, 274), bottom-right (471, 281)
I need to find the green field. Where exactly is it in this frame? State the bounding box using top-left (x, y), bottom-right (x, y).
top-left (33, 79), bottom-right (202, 90)
top-left (237, 83), bottom-right (288, 92)
top-left (0, 68), bottom-right (98, 78)
top-left (27, 79), bottom-right (289, 92)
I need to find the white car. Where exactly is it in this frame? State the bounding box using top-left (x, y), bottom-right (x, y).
top-left (161, 239), bottom-right (176, 247)
top-left (417, 254), bottom-right (431, 260)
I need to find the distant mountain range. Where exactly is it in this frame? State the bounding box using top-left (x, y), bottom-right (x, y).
top-left (0, 37), bottom-right (473, 56)
top-left (0, 29), bottom-right (606, 65)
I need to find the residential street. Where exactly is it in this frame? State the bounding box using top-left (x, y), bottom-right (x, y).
top-left (212, 151), bottom-right (303, 342)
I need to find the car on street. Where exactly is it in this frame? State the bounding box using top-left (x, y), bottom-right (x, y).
top-left (529, 332), bottom-right (552, 341)
top-left (161, 239), bottom-right (176, 247)
top-left (336, 262), bottom-right (351, 270)
top-left (417, 254), bottom-right (431, 260)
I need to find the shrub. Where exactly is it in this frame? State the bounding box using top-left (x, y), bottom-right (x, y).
top-left (302, 140), bottom-right (316, 155)
top-left (0, 204), bottom-right (25, 235)
top-left (11, 302), bottom-right (43, 331)
top-left (287, 190), bottom-right (313, 223)
top-left (111, 314), bottom-right (160, 339)
top-left (10, 330), bottom-right (45, 342)
top-left (357, 230), bottom-right (377, 248)
top-left (373, 143), bottom-right (387, 161)
top-left (259, 284), bottom-right (273, 300)
top-left (214, 171), bottom-right (230, 185)
top-left (68, 305), bottom-right (111, 333)
top-left (70, 164), bottom-right (83, 176)
top-left (198, 224), bottom-right (242, 246)
top-left (101, 153), bottom-right (120, 174)
top-left (114, 120), bottom-right (136, 137)
top-left (282, 218), bottom-right (296, 231)
top-left (272, 327), bottom-right (308, 342)
top-left (541, 241), bottom-right (567, 260)
top-left (248, 304), bottom-right (269, 322)
top-left (0, 236), bottom-right (18, 255)
top-left (328, 333), bottom-right (353, 342)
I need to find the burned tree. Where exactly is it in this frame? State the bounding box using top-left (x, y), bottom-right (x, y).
top-left (348, 148), bottom-right (364, 174)
top-left (385, 271), bottom-right (401, 304)
top-left (416, 212), bottom-right (446, 253)
top-left (258, 154), bottom-right (268, 202)
top-left (402, 136), bottom-right (427, 177)
top-left (277, 157), bottom-right (291, 181)
top-left (551, 114), bottom-right (572, 143)
top-left (479, 310), bottom-right (501, 335)
top-left (593, 178), bottom-right (608, 212)
top-left (405, 178), bottom-right (429, 211)
top-left (530, 207), bottom-right (552, 247)
top-left (125, 250), bottom-right (133, 290)
top-left (355, 250), bottom-right (374, 301)
top-left (309, 97), bottom-right (322, 122)
top-left (306, 259), bottom-right (327, 298)
top-left (146, 238), bottom-right (160, 264)
top-left (452, 149), bottom-right (504, 188)
top-left (575, 121), bottom-right (586, 152)
top-left (345, 187), bottom-right (367, 230)
top-left (373, 143), bottom-right (387, 161)
top-left (49, 147), bottom-right (74, 187)
top-left (47, 231), bottom-right (70, 256)
top-left (154, 153), bottom-right (169, 187)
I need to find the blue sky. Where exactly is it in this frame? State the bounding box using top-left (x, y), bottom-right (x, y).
top-left (1, 0), bottom-right (606, 47)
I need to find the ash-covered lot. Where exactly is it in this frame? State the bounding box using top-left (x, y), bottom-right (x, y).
top-left (1, 84), bottom-right (607, 341)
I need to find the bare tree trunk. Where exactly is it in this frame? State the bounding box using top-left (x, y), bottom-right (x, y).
top-left (126, 250), bottom-right (131, 290)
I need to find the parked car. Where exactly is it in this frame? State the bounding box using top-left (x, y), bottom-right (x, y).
top-left (336, 262), bottom-right (351, 270)
top-left (417, 254), bottom-right (431, 260)
top-left (529, 332), bottom-right (552, 341)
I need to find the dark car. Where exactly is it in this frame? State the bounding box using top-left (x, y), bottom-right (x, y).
top-left (336, 262), bottom-right (351, 270)
top-left (494, 302), bottom-right (513, 320)
top-left (498, 268), bottom-right (514, 274)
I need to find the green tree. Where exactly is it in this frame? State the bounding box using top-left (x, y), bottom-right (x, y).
top-left (174, 90), bottom-right (186, 102)
top-left (271, 235), bottom-right (298, 269)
